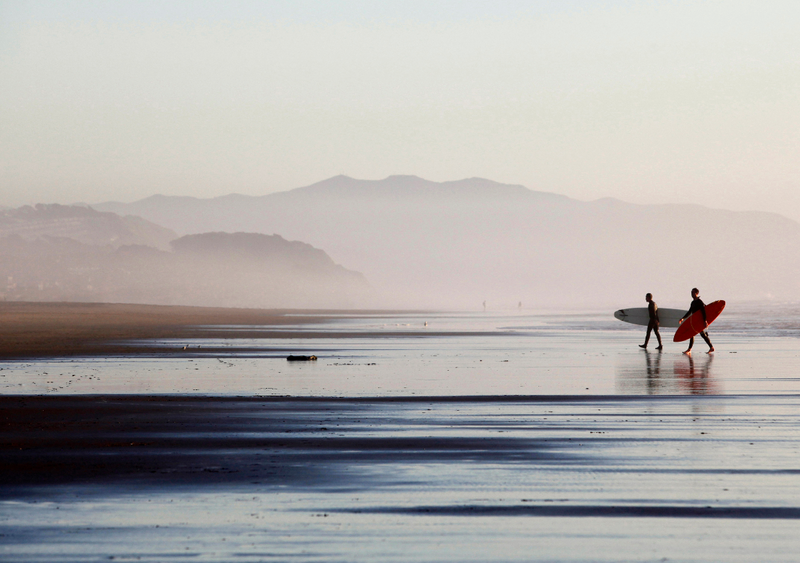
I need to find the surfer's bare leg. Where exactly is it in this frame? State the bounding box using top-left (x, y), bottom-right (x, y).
top-left (640, 325), bottom-right (651, 348)
top-left (683, 336), bottom-right (694, 354)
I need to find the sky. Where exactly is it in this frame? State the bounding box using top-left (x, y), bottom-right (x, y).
top-left (1, 0), bottom-right (799, 220)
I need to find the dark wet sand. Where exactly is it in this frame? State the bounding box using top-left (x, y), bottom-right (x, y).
top-left (0, 302), bottom-right (310, 359)
top-left (4, 395), bottom-right (800, 561)
top-left (3, 394), bottom-right (799, 518)
top-left (0, 394), bottom-right (584, 493)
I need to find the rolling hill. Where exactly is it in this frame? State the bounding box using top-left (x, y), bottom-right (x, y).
top-left (0, 209), bottom-right (370, 308)
top-left (0, 203), bottom-right (177, 250)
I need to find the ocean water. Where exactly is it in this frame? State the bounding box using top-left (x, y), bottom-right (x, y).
top-left (2, 304), bottom-right (800, 562)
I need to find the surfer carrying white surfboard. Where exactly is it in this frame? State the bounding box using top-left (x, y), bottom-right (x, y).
top-left (680, 288), bottom-right (714, 354)
top-left (639, 293), bottom-right (663, 350)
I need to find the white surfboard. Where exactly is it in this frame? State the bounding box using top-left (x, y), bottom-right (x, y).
top-left (614, 307), bottom-right (686, 328)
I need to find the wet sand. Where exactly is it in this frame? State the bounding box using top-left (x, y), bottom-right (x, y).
top-left (3, 305), bottom-right (800, 561)
top-left (0, 302), bottom-right (303, 358)
top-left (0, 302), bottom-right (435, 359)
top-left (3, 394), bottom-right (800, 561)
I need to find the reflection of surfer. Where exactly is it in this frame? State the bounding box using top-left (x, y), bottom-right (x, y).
top-left (680, 288), bottom-right (714, 354)
top-left (639, 293), bottom-right (663, 350)
top-left (674, 354), bottom-right (716, 394)
top-left (644, 350), bottom-right (662, 394)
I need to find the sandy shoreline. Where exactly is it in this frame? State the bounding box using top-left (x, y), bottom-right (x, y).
top-left (0, 301), bottom-right (434, 359)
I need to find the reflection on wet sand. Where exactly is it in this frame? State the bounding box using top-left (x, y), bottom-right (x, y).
top-left (616, 351), bottom-right (719, 395)
top-left (674, 353), bottom-right (719, 395)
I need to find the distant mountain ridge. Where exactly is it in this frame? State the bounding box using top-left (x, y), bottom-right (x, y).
top-left (96, 175), bottom-right (569, 235)
top-left (94, 175), bottom-right (800, 308)
top-left (0, 203), bottom-right (177, 250)
top-left (285, 175), bottom-right (544, 200)
top-left (0, 230), bottom-right (369, 308)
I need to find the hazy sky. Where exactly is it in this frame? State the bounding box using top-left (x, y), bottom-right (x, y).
top-left (2, 1), bottom-right (799, 220)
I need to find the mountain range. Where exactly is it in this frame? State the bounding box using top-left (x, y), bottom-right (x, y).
top-left (95, 175), bottom-right (800, 309)
top-left (0, 205), bottom-right (369, 308)
top-left (1, 203), bottom-right (176, 250)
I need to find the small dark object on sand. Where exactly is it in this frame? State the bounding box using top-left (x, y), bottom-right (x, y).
top-left (287, 355), bottom-right (317, 361)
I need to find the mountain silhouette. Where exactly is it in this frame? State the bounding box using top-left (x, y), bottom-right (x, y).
top-left (1, 203), bottom-right (176, 250)
top-left (0, 215), bottom-right (369, 308)
top-left (95, 176), bottom-right (800, 309)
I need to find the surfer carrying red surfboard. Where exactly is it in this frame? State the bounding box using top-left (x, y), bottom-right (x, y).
top-left (679, 288), bottom-right (714, 354)
top-left (639, 293), bottom-right (663, 350)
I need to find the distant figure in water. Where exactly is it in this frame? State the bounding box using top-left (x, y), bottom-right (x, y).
top-left (680, 287), bottom-right (714, 354)
top-left (483, 301), bottom-right (486, 312)
top-left (518, 301), bottom-right (522, 310)
top-left (639, 293), bottom-right (663, 350)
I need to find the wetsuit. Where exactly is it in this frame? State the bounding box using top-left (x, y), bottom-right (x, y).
top-left (643, 300), bottom-right (662, 347)
top-left (682, 297), bottom-right (713, 350)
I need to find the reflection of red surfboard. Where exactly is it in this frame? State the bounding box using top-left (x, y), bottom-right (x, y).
top-left (673, 300), bottom-right (726, 342)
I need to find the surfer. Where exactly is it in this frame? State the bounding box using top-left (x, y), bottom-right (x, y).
top-left (639, 293), bottom-right (663, 350)
top-left (680, 288), bottom-right (714, 354)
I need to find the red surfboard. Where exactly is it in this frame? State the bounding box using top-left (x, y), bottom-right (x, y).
top-left (673, 300), bottom-right (726, 342)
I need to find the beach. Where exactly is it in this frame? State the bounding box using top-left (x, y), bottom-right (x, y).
top-left (0, 302), bottom-right (339, 359)
top-left (2, 302), bottom-right (800, 561)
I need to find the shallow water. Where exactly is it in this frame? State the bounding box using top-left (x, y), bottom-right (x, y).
top-left (2, 307), bottom-right (800, 396)
top-left (2, 306), bottom-right (800, 561)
